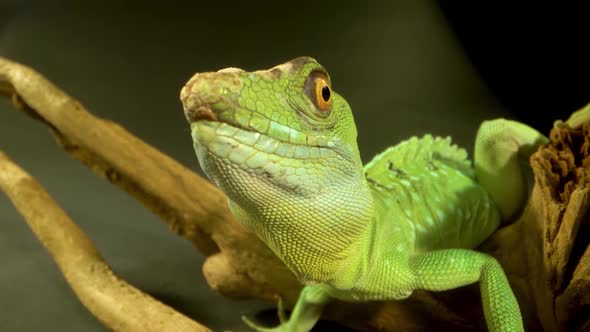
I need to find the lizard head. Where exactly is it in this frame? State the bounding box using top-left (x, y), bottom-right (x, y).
top-left (180, 57), bottom-right (374, 282)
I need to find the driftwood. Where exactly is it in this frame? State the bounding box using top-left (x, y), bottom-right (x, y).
top-left (0, 56), bottom-right (588, 331)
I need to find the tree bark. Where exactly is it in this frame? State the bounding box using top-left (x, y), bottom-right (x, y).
top-left (1, 56), bottom-right (588, 331)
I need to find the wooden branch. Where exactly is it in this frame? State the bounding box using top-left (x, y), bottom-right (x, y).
top-left (0, 56), bottom-right (300, 305)
top-left (0, 151), bottom-right (211, 332)
top-left (1, 56), bottom-right (588, 331)
top-left (479, 119), bottom-right (590, 332)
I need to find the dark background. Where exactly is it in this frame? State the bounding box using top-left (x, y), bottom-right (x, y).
top-left (0, 1), bottom-right (587, 331)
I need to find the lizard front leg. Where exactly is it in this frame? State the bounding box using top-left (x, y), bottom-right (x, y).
top-left (475, 103), bottom-right (590, 220)
top-left (409, 249), bottom-right (523, 332)
top-left (244, 284), bottom-right (331, 332)
top-left (474, 119), bottom-right (548, 220)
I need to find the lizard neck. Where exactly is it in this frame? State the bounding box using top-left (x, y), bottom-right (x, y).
top-left (326, 190), bottom-right (416, 299)
top-left (228, 161), bottom-right (377, 284)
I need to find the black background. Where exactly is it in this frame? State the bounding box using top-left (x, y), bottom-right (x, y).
top-left (440, 1), bottom-right (588, 131)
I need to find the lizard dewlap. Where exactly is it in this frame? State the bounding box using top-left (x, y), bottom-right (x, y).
top-left (180, 56), bottom-right (557, 332)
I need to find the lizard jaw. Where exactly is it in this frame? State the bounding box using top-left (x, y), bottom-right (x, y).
top-left (189, 119), bottom-right (344, 201)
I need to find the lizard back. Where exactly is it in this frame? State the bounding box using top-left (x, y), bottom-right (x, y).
top-left (364, 135), bottom-right (500, 252)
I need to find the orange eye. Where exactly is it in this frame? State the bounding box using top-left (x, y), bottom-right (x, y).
top-left (314, 77), bottom-right (332, 112)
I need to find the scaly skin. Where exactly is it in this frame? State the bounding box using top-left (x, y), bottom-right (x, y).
top-left (180, 57), bottom-right (565, 331)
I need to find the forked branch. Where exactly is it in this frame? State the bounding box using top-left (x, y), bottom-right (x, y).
top-left (0, 151), bottom-right (210, 332)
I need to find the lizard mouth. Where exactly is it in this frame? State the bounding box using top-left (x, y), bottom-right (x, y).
top-left (183, 104), bottom-right (261, 143)
top-left (184, 105), bottom-right (261, 142)
top-left (184, 105), bottom-right (218, 122)
top-left (190, 118), bottom-right (338, 171)
top-left (182, 91), bottom-right (341, 171)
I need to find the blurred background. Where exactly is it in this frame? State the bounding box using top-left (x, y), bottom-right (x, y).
top-left (0, 1), bottom-right (587, 331)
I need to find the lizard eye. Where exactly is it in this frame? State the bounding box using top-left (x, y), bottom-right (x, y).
top-left (314, 76), bottom-right (332, 112)
top-left (305, 72), bottom-right (332, 115)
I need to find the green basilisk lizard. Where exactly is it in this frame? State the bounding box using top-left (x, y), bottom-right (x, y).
top-left (180, 56), bottom-right (588, 332)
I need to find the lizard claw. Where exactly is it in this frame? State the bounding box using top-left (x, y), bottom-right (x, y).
top-left (241, 315), bottom-right (281, 332)
top-left (275, 294), bottom-right (288, 324)
top-left (241, 296), bottom-right (290, 331)
top-left (242, 315), bottom-right (265, 331)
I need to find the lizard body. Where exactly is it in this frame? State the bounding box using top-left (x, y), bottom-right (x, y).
top-left (180, 57), bottom-right (563, 331)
